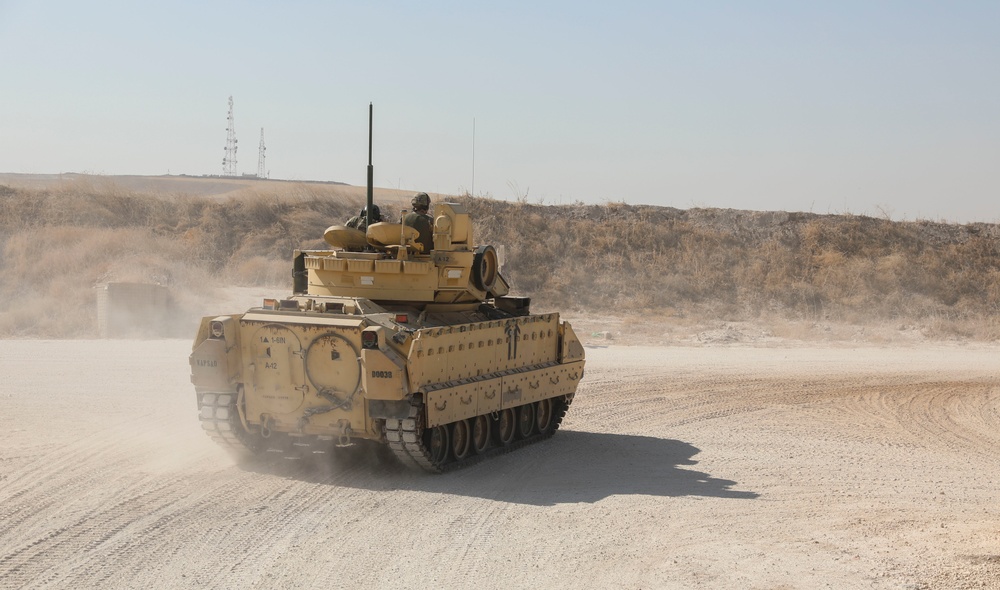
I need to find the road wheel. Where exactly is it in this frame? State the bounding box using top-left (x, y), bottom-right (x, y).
top-left (426, 424), bottom-right (450, 465)
top-left (495, 408), bottom-right (516, 446)
top-left (472, 415), bottom-right (491, 454)
top-left (517, 403), bottom-right (536, 439)
top-left (452, 420), bottom-right (472, 460)
top-left (535, 398), bottom-right (555, 434)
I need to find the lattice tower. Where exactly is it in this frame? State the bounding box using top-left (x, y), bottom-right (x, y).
top-left (222, 96), bottom-right (238, 176)
top-left (256, 128), bottom-right (266, 178)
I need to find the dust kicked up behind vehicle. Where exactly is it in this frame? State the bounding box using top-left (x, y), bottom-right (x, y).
top-left (189, 106), bottom-right (585, 472)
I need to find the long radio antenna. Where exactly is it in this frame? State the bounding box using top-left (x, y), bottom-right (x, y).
top-left (471, 117), bottom-right (476, 197)
top-left (366, 103), bottom-right (374, 223)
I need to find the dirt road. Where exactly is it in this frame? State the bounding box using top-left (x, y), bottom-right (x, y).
top-left (1, 339), bottom-right (998, 589)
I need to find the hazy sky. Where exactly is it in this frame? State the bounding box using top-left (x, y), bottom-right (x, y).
top-left (1, 1), bottom-right (998, 222)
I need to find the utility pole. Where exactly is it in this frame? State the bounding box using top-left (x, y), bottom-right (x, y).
top-left (223, 96), bottom-right (238, 176)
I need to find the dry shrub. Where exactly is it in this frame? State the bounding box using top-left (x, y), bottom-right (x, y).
top-left (458, 195), bottom-right (1000, 338)
top-left (2, 183), bottom-right (1000, 339)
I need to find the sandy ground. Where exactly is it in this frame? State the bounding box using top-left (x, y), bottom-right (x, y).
top-left (1, 339), bottom-right (998, 590)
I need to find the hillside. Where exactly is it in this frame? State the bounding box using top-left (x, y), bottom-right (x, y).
top-left (1, 177), bottom-right (998, 339)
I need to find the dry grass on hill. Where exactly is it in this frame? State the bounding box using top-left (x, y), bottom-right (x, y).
top-left (466, 199), bottom-right (1000, 337)
top-left (1, 181), bottom-right (998, 339)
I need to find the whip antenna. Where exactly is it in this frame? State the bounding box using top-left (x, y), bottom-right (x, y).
top-left (366, 103), bottom-right (374, 224)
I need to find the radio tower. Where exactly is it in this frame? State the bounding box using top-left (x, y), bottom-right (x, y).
top-left (256, 128), bottom-right (267, 178)
top-left (222, 96), bottom-right (238, 176)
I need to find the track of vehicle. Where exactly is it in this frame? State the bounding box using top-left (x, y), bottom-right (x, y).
top-left (198, 390), bottom-right (574, 471)
top-left (384, 395), bottom-right (573, 473)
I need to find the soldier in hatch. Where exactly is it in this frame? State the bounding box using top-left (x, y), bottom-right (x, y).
top-left (345, 204), bottom-right (382, 231)
top-left (403, 192), bottom-right (433, 253)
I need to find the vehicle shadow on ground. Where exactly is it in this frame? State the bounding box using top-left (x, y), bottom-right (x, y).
top-left (241, 430), bottom-right (759, 506)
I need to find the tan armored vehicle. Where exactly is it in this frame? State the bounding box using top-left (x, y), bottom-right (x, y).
top-left (189, 107), bottom-right (585, 473)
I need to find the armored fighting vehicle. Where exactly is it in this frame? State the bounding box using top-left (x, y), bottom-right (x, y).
top-left (189, 107), bottom-right (585, 473)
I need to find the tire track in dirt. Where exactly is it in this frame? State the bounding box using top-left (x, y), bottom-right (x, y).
top-left (812, 378), bottom-right (1000, 459)
top-left (2, 452), bottom-right (386, 588)
top-left (3, 341), bottom-right (999, 589)
top-left (0, 440), bottom-right (236, 587)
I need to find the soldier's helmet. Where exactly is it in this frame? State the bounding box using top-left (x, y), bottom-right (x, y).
top-left (360, 204), bottom-right (382, 221)
top-left (411, 192), bottom-right (431, 210)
